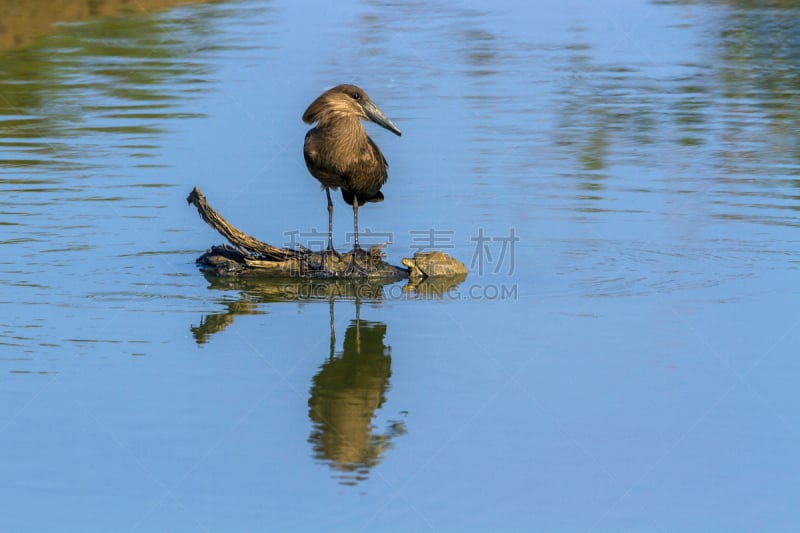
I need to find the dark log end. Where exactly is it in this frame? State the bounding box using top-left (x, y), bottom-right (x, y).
top-left (186, 186), bottom-right (203, 206)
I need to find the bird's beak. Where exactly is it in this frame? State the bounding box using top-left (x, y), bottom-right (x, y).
top-left (362, 100), bottom-right (402, 136)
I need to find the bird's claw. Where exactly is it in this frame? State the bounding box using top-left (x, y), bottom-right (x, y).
top-left (323, 246), bottom-right (342, 259)
top-left (342, 248), bottom-right (370, 278)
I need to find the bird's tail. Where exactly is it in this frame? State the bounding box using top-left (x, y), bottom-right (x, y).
top-left (342, 190), bottom-right (384, 206)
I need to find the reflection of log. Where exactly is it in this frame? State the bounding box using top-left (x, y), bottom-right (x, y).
top-left (187, 187), bottom-right (408, 279)
top-left (189, 276), bottom-right (393, 345)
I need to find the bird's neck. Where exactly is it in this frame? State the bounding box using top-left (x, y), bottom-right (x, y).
top-left (317, 116), bottom-right (369, 152)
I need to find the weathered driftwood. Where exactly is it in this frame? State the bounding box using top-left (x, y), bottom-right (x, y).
top-left (187, 187), bottom-right (294, 262)
top-left (187, 187), bottom-right (408, 279)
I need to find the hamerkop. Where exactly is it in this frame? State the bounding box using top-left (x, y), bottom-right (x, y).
top-left (303, 84), bottom-right (401, 252)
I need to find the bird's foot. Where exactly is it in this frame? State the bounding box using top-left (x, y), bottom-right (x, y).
top-left (319, 247), bottom-right (343, 275)
top-left (322, 246), bottom-right (342, 259)
top-left (342, 247), bottom-right (370, 278)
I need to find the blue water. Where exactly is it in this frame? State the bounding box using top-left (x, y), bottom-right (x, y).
top-left (1, 0), bottom-right (799, 530)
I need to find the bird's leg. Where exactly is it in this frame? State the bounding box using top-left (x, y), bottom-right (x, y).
top-left (326, 188), bottom-right (334, 251)
top-left (345, 196), bottom-right (368, 278)
top-left (352, 196), bottom-right (360, 250)
top-left (321, 188), bottom-right (340, 275)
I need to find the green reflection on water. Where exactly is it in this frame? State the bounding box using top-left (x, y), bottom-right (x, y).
top-left (550, 3), bottom-right (800, 225)
top-left (0, 3), bottom-right (219, 174)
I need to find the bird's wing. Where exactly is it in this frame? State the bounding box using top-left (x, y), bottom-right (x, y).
top-left (342, 136), bottom-right (389, 190)
top-left (304, 129), bottom-right (346, 188)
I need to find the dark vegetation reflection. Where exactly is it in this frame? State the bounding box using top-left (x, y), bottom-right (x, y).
top-left (0, 0), bottom-right (210, 51)
top-left (0, 0), bottom-right (234, 178)
top-left (0, 0), bottom-right (274, 278)
top-left (367, 0), bottom-right (800, 228)
top-left (553, 0), bottom-right (800, 225)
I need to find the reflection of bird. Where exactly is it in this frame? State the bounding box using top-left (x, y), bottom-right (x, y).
top-left (308, 305), bottom-right (406, 485)
top-left (303, 84), bottom-right (401, 251)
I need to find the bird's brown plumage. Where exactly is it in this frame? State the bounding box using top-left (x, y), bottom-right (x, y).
top-left (302, 84), bottom-right (401, 250)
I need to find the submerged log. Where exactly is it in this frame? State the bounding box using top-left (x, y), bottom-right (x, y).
top-left (187, 187), bottom-right (409, 279)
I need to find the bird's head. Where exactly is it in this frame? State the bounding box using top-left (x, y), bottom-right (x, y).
top-left (303, 84), bottom-right (402, 136)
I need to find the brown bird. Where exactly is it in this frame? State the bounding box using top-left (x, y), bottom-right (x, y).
top-left (302, 84), bottom-right (401, 252)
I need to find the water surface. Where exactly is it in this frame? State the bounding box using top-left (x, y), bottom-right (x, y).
top-left (1, 0), bottom-right (799, 530)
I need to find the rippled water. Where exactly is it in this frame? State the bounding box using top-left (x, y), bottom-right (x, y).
top-left (1, 0), bottom-right (799, 530)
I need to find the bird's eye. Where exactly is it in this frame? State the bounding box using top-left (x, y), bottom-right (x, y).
top-left (352, 92), bottom-right (361, 100)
